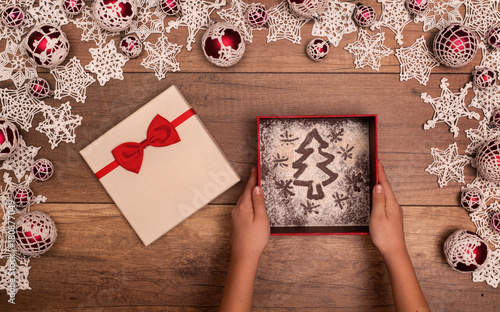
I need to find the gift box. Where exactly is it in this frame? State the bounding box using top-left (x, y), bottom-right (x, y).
top-left (80, 86), bottom-right (240, 246)
top-left (258, 115), bottom-right (378, 235)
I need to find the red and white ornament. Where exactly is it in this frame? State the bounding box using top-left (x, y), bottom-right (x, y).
top-left (433, 24), bottom-right (478, 68)
top-left (0, 118), bottom-right (20, 161)
top-left (202, 22), bottom-right (245, 67)
top-left (353, 4), bottom-right (376, 28)
top-left (61, 0), bottom-right (86, 16)
top-left (11, 186), bottom-right (33, 211)
top-left (1, 5), bottom-right (25, 28)
top-left (92, 0), bottom-right (137, 32)
top-left (119, 35), bottom-right (143, 58)
top-left (15, 211), bottom-right (58, 257)
top-left (24, 24), bottom-right (70, 69)
top-left (32, 158), bottom-right (54, 181)
top-left (461, 187), bottom-right (484, 212)
top-left (27, 77), bottom-right (51, 99)
top-left (487, 26), bottom-right (500, 49)
top-left (493, 108), bottom-right (500, 128)
top-left (246, 3), bottom-right (268, 28)
top-left (476, 140), bottom-right (500, 183)
top-left (444, 229), bottom-right (489, 272)
top-left (158, 0), bottom-right (180, 16)
top-left (492, 212), bottom-right (500, 233)
top-left (306, 38), bottom-right (329, 61)
top-left (406, 0), bottom-right (428, 16)
top-left (286, 0), bottom-right (327, 20)
top-left (472, 67), bottom-right (496, 90)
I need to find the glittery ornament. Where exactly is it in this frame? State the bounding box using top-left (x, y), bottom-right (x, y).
top-left (158, 0), bottom-right (181, 16)
top-left (492, 212), bottom-right (500, 233)
top-left (306, 38), bottom-right (329, 61)
top-left (461, 187), bottom-right (484, 212)
top-left (433, 24), bottom-right (478, 68)
top-left (472, 67), bottom-right (497, 90)
top-left (444, 229), bottom-right (489, 272)
top-left (246, 3), bottom-right (268, 28)
top-left (287, 0), bottom-right (326, 20)
top-left (476, 140), bottom-right (500, 183)
top-left (202, 22), bottom-right (245, 67)
top-left (353, 3), bottom-right (376, 28)
top-left (119, 35), bottom-right (143, 58)
top-left (15, 211), bottom-right (58, 257)
top-left (11, 186), bottom-right (33, 211)
top-left (27, 77), bottom-right (51, 100)
top-left (493, 109), bottom-right (500, 128)
top-left (61, 0), bottom-right (86, 16)
top-left (488, 26), bottom-right (500, 49)
top-left (32, 158), bottom-right (54, 181)
top-left (0, 118), bottom-right (20, 161)
top-left (92, 0), bottom-right (137, 32)
top-left (1, 5), bottom-right (25, 28)
top-left (24, 24), bottom-right (70, 68)
top-left (406, 0), bottom-right (428, 16)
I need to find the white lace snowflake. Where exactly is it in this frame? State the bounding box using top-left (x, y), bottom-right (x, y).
top-left (425, 142), bottom-right (470, 188)
top-left (0, 137), bottom-right (40, 182)
top-left (467, 175), bottom-right (500, 203)
top-left (344, 29), bottom-right (393, 71)
top-left (0, 257), bottom-right (31, 296)
top-left (370, 0), bottom-right (411, 45)
top-left (470, 202), bottom-right (500, 249)
top-left (85, 40), bottom-right (128, 86)
top-left (422, 78), bottom-right (480, 138)
top-left (480, 42), bottom-right (500, 73)
top-left (50, 57), bottom-right (95, 103)
top-left (127, 0), bottom-right (165, 41)
top-left (0, 85), bottom-right (47, 131)
top-left (36, 102), bottom-right (82, 149)
top-left (465, 120), bottom-right (500, 155)
top-left (395, 36), bottom-right (440, 86)
top-left (0, 7), bottom-right (35, 43)
top-left (217, 0), bottom-right (255, 43)
top-left (140, 35), bottom-right (182, 81)
top-left (0, 40), bottom-right (37, 89)
top-left (311, 0), bottom-right (357, 47)
top-left (463, 0), bottom-right (500, 39)
top-left (266, 1), bottom-right (308, 45)
top-left (165, 0), bottom-right (225, 51)
top-left (473, 248), bottom-right (500, 288)
top-left (470, 85), bottom-right (500, 120)
top-left (27, 0), bottom-right (69, 27)
top-left (72, 7), bottom-right (118, 45)
top-left (415, 0), bottom-right (463, 32)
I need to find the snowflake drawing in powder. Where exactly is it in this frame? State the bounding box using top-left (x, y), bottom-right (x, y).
top-left (272, 153), bottom-right (289, 168)
top-left (301, 201), bottom-right (320, 215)
top-left (280, 130), bottom-right (299, 146)
top-left (328, 127), bottom-right (344, 143)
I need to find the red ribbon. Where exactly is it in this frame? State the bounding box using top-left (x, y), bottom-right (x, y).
top-left (95, 109), bottom-right (195, 179)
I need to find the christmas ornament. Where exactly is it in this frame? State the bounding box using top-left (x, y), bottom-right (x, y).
top-left (286, 0), bottom-right (326, 20)
top-left (24, 24), bottom-right (70, 69)
top-left (36, 102), bottom-right (82, 149)
top-left (344, 29), bottom-right (393, 71)
top-left (266, 1), bottom-right (308, 45)
top-left (353, 4), bottom-right (376, 28)
top-left (27, 77), bottom-right (51, 100)
top-left (406, 0), bottom-right (428, 16)
top-left (461, 187), bottom-right (484, 212)
top-left (15, 211), bottom-right (58, 257)
top-left (61, 0), bottom-right (86, 16)
top-left (246, 3), bottom-right (268, 28)
top-left (32, 158), bottom-right (54, 181)
top-left (426, 142), bottom-right (470, 188)
top-left (493, 109), bottom-right (500, 128)
top-left (202, 22), bottom-right (245, 67)
top-left (414, 0), bottom-right (462, 32)
top-left (492, 212), bottom-right (500, 233)
top-left (463, 0), bottom-right (500, 39)
top-left (141, 35), bottom-right (181, 80)
top-left (158, 0), bottom-right (181, 16)
top-left (119, 35), bottom-right (143, 58)
top-left (11, 186), bottom-right (33, 211)
top-left (85, 40), bottom-right (128, 86)
top-left (488, 26), bottom-right (500, 49)
top-left (306, 38), bottom-right (329, 61)
top-left (444, 229), bottom-right (489, 272)
top-left (371, 0), bottom-right (411, 45)
top-left (92, 0), bottom-right (137, 32)
top-left (476, 140), bottom-right (500, 183)
top-left (433, 24), bottom-right (478, 68)
top-left (1, 6), bottom-right (25, 28)
top-left (472, 67), bottom-right (497, 90)
top-left (0, 118), bottom-right (20, 161)
top-left (395, 36), bottom-right (440, 86)
top-left (471, 202), bottom-right (500, 249)
top-left (311, 0), bottom-right (356, 47)
top-left (50, 56), bottom-right (96, 103)
top-left (1, 137), bottom-right (41, 182)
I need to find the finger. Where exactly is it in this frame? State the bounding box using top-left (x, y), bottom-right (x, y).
top-left (377, 161), bottom-right (398, 205)
top-left (252, 186), bottom-right (269, 221)
top-left (371, 184), bottom-right (387, 218)
top-left (238, 167), bottom-right (258, 209)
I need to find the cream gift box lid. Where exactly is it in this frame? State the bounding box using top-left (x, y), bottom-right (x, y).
top-left (80, 85), bottom-right (240, 246)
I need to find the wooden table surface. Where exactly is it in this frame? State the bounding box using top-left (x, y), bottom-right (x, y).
top-left (1, 0), bottom-right (498, 310)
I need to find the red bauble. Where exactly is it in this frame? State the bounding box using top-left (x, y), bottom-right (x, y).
top-left (444, 230), bottom-right (489, 272)
top-left (246, 3), bottom-right (268, 28)
top-left (27, 77), bottom-right (51, 99)
top-left (306, 38), bottom-right (329, 61)
top-left (62, 0), bottom-right (86, 16)
top-left (353, 4), bottom-right (376, 28)
top-left (493, 109), bottom-right (500, 128)
top-left (287, 0), bottom-right (326, 20)
top-left (460, 187), bottom-right (483, 212)
top-left (11, 186), bottom-right (33, 211)
top-left (16, 211), bottom-right (58, 257)
top-left (158, 0), bottom-right (180, 16)
top-left (476, 140), bottom-right (500, 183)
top-left (433, 24), bottom-right (478, 68)
top-left (1, 5), bottom-right (24, 28)
top-left (472, 67), bottom-right (496, 90)
top-left (0, 118), bottom-right (20, 161)
top-left (24, 25), bottom-right (70, 68)
top-left (492, 212), bottom-right (500, 234)
top-left (202, 22), bottom-right (245, 67)
top-left (92, 0), bottom-right (137, 32)
top-left (33, 158), bottom-right (54, 181)
top-left (487, 26), bottom-right (500, 49)
top-left (119, 35), bottom-right (143, 58)
top-left (406, 0), bottom-right (428, 15)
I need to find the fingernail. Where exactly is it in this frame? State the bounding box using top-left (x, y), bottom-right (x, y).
top-left (253, 186), bottom-right (262, 195)
top-left (375, 185), bottom-right (383, 194)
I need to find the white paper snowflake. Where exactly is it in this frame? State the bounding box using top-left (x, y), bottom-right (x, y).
top-left (0, 40), bottom-right (37, 89)
top-left (470, 85), bottom-right (500, 121)
top-left (415, 0), bottom-right (463, 32)
top-left (370, 0), bottom-right (411, 45)
top-left (463, 0), bottom-right (500, 39)
top-left (85, 40), bottom-right (128, 86)
top-left (0, 7), bottom-right (35, 43)
top-left (473, 248), bottom-right (500, 288)
top-left (0, 137), bottom-right (40, 182)
top-left (72, 7), bottom-right (118, 45)
top-left (217, 0), bottom-right (255, 43)
top-left (311, 0), bottom-right (357, 47)
top-left (426, 142), bottom-right (470, 188)
top-left (50, 57), bottom-right (95, 103)
top-left (422, 78), bottom-right (480, 138)
top-left (465, 120), bottom-right (500, 155)
top-left (470, 202), bottom-right (500, 249)
top-left (27, 0), bottom-right (69, 27)
top-left (36, 102), bottom-right (82, 149)
top-left (165, 0), bottom-right (225, 51)
top-left (266, 1), bottom-right (308, 45)
top-left (0, 85), bottom-right (47, 131)
top-left (140, 35), bottom-right (182, 81)
top-left (344, 29), bottom-right (393, 71)
top-left (127, 0), bottom-right (165, 41)
top-left (395, 36), bottom-right (440, 86)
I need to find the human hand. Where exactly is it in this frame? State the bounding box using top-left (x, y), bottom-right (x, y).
top-left (231, 167), bottom-right (270, 263)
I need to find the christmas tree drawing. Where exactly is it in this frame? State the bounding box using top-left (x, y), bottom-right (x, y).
top-left (292, 129), bottom-right (338, 200)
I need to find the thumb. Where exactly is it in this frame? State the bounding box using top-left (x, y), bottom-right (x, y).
top-left (252, 186), bottom-right (268, 221)
top-left (371, 184), bottom-right (387, 218)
